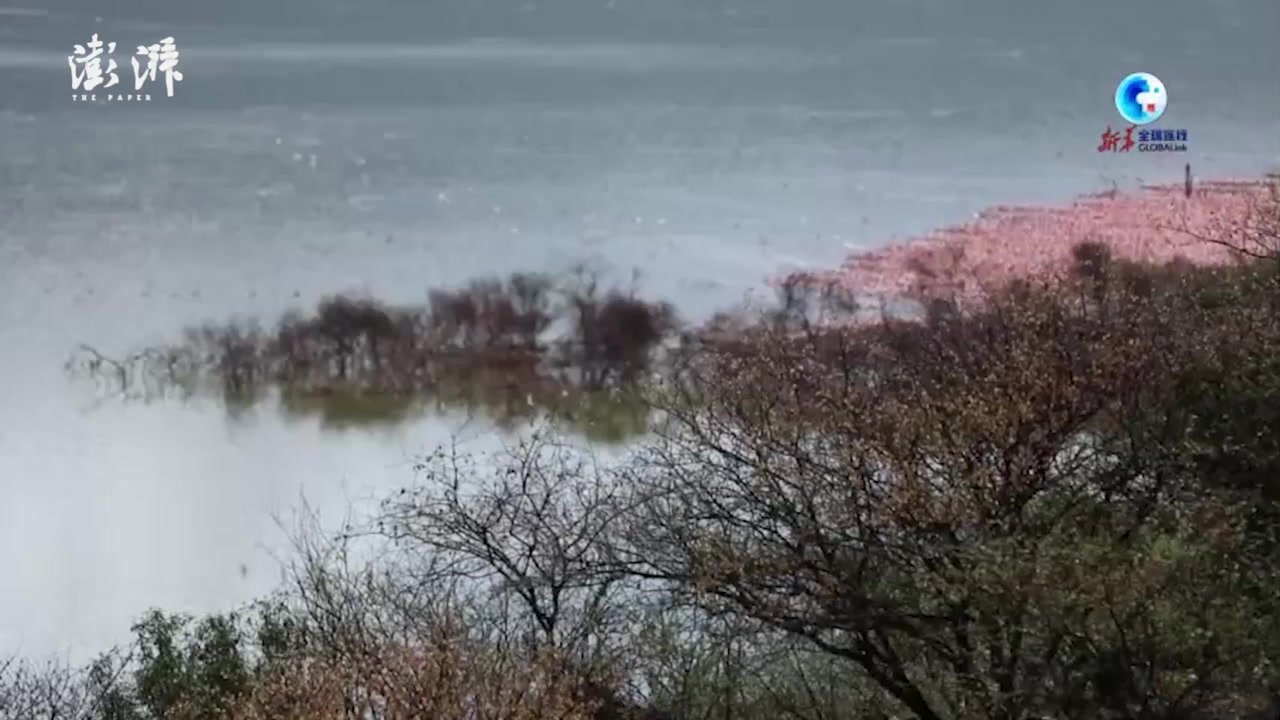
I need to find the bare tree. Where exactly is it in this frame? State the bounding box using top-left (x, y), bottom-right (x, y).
top-left (374, 430), bottom-right (635, 672)
top-left (0, 656), bottom-right (89, 720)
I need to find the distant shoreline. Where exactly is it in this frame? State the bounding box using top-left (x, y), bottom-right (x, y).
top-left (782, 175), bottom-right (1277, 304)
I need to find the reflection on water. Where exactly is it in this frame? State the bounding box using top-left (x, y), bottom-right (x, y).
top-left (264, 382), bottom-right (648, 444)
top-left (273, 388), bottom-right (420, 430)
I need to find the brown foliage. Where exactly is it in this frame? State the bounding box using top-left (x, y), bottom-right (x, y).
top-left (625, 248), bottom-right (1280, 720)
top-left (229, 641), bottom-right (590, 720)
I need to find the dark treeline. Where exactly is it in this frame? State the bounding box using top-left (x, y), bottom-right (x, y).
top-left (67, 269), bottom-right (678, 441)
top-left (15, 185), bottom-right (1280, 719)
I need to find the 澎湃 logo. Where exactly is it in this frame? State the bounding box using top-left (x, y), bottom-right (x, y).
top-left (67, 32), bottom-right (183, 102)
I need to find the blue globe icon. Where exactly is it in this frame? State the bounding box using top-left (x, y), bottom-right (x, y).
top-left (1115, 72), bottom-right (1167, 125)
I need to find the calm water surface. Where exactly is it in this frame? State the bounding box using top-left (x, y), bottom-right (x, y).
top-left (1, 0), bottom-right (1278, 658)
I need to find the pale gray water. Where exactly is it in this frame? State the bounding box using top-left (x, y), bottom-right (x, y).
top-left (1, 0), bottom-right (1278, 659)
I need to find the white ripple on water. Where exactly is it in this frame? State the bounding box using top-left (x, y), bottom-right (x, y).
top-left (255, 182), bottom-right (294, 198)
top-left (346, 194), bottom-right (383, 211)
top-left (0, 47), bottom-right (60, 68)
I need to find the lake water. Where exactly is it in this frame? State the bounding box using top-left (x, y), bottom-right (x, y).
top-left (1, 0), bottom-right (1278, 660)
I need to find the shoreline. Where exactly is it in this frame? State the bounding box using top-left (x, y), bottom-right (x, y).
top-left (782, 175), bottom-right (1277, 303)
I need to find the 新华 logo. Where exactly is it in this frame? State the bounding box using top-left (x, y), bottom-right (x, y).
top-left (1098, 71), bottom-right (1187, 154)
top-left (1114, 72), bottom-right (1167, 125)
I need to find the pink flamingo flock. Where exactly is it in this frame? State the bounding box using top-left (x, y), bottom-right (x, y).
top-left (783, 178), bottom-right (1277, 305)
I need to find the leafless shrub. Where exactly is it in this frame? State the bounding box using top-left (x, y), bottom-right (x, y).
top-left (374, 432), bottom-right (635, 671)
